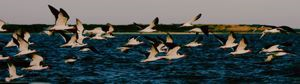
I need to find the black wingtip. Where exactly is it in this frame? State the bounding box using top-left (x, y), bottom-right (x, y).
top-left (154, 17), bottom-right (159, 25)
top-left (59, 8), bottom-right (70, 19)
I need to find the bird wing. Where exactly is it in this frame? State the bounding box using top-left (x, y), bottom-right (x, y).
top-left (225, 32), bottom-right (236, 45)
top-left (48, 5), bottom-right (59, 22)
top-left (213, 34), bottom-right (226, 45)
top-left (57, 30), bottom-right (71, 43)
top-left (166, 46), bottom-right (180, 56)
top-left (236, 37), bottom-right (247, 51)
top-left (89, 46), bottom-right (100, 54)
top-left (8, 63), bottom-right (18, 77)
top-left (67, 33), bottom-right (77, 44)
top-left (106, 23), bottom-right (114, 34)
top-left (17, 34), bottom-right (29, 52)
top-left (55, 8), bottom-right (70, 26)
top-left (133, 22), bottom-right (144, 29)
top-left (23, 32), bottom-right (31, 42)
top-left (12, 32), bottom-right (19, 47)
top-left (0, 19), bottom-right (5, 28)
top-left (148, 45), bottom-right (159, 59)
top-left (200, 25), bottom-right (209, 36)
top-left (279, 26), bottom-right (296, 33)
top-left (265, 55), bottom-right (274, 62)
top-left (184, 13), bottom-right (202, 25)
top-left (76, 19), bottom-right (85, 34)
top-left (149, 17), bottom-right (159, 27)
top-left (166, 32), bottom-right (174, 43)
top-left (30, 54), bottom-right (43, 66)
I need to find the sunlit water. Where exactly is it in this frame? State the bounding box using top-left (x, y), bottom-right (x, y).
top-left (0, 33), bottom-right (299, 83)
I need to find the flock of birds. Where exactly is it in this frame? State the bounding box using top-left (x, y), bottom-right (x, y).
top-left (0, 5), bottom-right (298, 82)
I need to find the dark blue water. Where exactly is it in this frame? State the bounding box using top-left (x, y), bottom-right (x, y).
top-left (0, 33), bottom-right (299, 83)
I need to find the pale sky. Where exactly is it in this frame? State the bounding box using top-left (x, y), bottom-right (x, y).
top-left (0, 0), bottom-right (300, 28)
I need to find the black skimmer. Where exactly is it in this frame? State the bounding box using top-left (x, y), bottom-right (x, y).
top-left (64, 55), bottom-right (78, 64)
top-left (214, 32), bottom-right (238, 49)
top-left (6, 30), bottom-right (33, 47)
top-left (47, 5), bottom-right (74, 31)
top-left (140, 45), bottom-right (163, 62)
top-left (5, 62), bottom-right (24, 82)
top-left (0, 19), bottom-right (7, 32)
top-left (22, 53), bottom-right (49, 71)
top-left (143, 36), bottom-right (168, 53)
top-left (15, 32), bottom-right (37, 56)
top-left (117, 45), bottom-right (135, 53)
top-left (5, 33), bottom-right (18, 48)
top-left (84, 27), bottom-right (106, 40)
top-left (260, 25), bottom-right (297, 39)
top-left (229, 36), bottom-right (251, 55)
top-left (80, 46), bottom-right (100, 54)
top-left (180, 13), bottom-right (202, 27)
top-left (134, 17), bottom-right (159, 33)
top-left (260, 42), bottom-right (292, 53)
top-left (72, 19), bottom-right (87, 47)
top-left (103, 23), bottom-right (115, 38)
top-left (125, 36), bottom-right (144, 46)
top-left (185, 33), bottom-right (203, 47)
top-left (264, 50), bottom-right (295, 62)
top-left (161, 44), bottom-right (186, 63)
top-left (58, 31), bottom-right (77, 47)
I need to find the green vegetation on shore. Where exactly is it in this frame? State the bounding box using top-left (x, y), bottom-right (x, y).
top-left (2, 24), bottom-right (300, 33)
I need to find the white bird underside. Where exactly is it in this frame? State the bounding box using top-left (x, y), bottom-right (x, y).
top-left (139, 17), bottom-right (158, 33)
top-left (161, 46), bottom-right (185, 60)
top-left (6, 63), bottom-right (23, 82)
top-left (126, 38), bottom-right (143, 46)
top-left (260, 29), bottom-right (281, 39)
top-left (189, 28), bottom-right (202, 33)
top-left (22, 54), bottom-right (49, 71)
top-left (141, 45), bottom-right (162, 62)
top-left (181, 13), bottom-right (201, 27)
top-left (230, 38), bottom-right (250, 55)
top-left (220, 33), bottom-right (238, 49)
top-left (15, 33), bottom-right (37, 56)
top-left (261, 45), bottom-right (283, 53)
top-left (185, 42), bottom-right (202, 47)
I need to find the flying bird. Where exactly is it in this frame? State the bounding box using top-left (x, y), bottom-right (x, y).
top-left (264, 50), bottom-right (295, 62)
top-left (260, 42), bottom-right (292, 53)
top-left (180, 13), bottom-right (202, 27)
top-left (161, 45), bottom-right (186, 63)
top-left (103, 23), bottom-right (115, 38)
top-left (135, 17), bottom-right (159, 33)
top-left (185, 34), bottom-right (203, 47)
top-left (5, 63), bottom-right (24, 82)
top-left (80, 46), bottom-right (100, 54)
top-left (48, 5), bottom-right (74, 31)
top-left (214, 32), bottom-right (238, 49)
top-left (260, 25), bottom-right (296, 39)
top-left (125, 36), bottom-right (144, 46)
top-left (229, 36), bottom-right (251, 55)
top-left (15, 33), bottom-right (37, 56)
top-left (22, 53), bottom-right (49, 71)
top-left (140, 45), bottom-right (163, 62)
top-left (84, 27), bottom-right (106, 40)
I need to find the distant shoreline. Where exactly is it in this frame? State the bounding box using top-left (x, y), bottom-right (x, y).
top-left (113, 32), bottom-right (263, 35)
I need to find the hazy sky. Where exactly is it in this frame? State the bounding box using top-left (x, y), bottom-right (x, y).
top-left (0, 0), bottom-right (300, 28)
